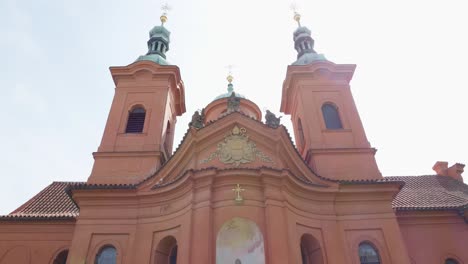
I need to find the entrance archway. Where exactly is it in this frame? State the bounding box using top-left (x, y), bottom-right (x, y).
top-left (216, 217), bottom-right (265, 264)
top-left (300, 234), bottom-right (323, 264)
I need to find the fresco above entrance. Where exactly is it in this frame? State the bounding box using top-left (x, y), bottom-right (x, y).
top-left (216, 217), bottom-right (265, 264)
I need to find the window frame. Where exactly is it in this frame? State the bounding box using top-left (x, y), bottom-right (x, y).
top-left (50, 248), bottom-right (69, 264)
top-left (94, 245), bottom-right (118, 264)
top-left (442, 255), bottom-right (463, 264)
top-left (358, 241), bottom-right (382, 264)
top-left (321, 102), bottom-right (343, 130)
top-left (125, 106), bottom-right (147, 133)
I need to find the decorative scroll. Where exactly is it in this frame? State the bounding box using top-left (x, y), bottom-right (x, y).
top-left (201, 126), bottom-right (273, 167)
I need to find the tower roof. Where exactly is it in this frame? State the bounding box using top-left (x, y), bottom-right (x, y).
top-left (291, 12), bottom-right (327, 65)
top-left (136, 11), bottom-right (171, 65)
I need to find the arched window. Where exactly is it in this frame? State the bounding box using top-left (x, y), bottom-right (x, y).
top-left (154, 236), bottom-right (177, 264)
top-left (53, 249), bottom-right (68, 264)
top-left (95, 246), bottom-right (117, 264)
top-left (169, 245), bottom-right (178, 264)
top-left (297, 118), bottom-right (305, 148)
top-left (125, 107), bottom-right (146, 133)
top-left (164, 121), bottom-right (172, 154)
top-left (321, 103), bottom-right (343, 129)
top-left (359, 242), bottom-right (381, 264)
top-left (300, 234), bottom-right (324, 264)
top-left (445, 259), bottom-right (459, 264)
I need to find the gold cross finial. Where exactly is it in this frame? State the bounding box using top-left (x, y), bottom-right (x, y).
top-left (160, 3), bottom-right (171, 25)
top-left (225, 64), bottom-right (235, 84)
top-left (290, 2), bottom-right (301, 27)
top-left (232, 184), bottom-right (245, 204)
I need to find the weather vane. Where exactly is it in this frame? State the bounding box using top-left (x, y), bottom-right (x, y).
top-left (290, 2), bottom-right (301, 27)
top-left (160, 3), bottom-right (172, 25)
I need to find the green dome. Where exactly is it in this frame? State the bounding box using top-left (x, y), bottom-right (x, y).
top-left (214, 84), bottom-right (246, 100)
top-left (136, 24), bottom-right (171, 65)
top-left (149, 25), bottom-right (170, 42)
top-left (136, 54), bottom-right (169, 65)
top-left (291, 25), bottom-right (328, 65)
top-left (293, 26), bottom-right (311, 40)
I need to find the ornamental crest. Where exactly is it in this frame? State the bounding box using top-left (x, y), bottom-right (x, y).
top-left (201, 126), bottom-right (273, 167)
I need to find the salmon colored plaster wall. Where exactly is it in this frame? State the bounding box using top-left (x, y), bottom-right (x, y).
top-left (398, 212), bottom-right (468, 264)
top-left (0, 222), bottom-right (75, 264)
top-left (88, 61), bottom-right (185, 184)
top-left (203, 97), bottom-right (262, 124)
top-left (281, 62), bottom-right (381, 180)
top-left (61, 164), bottom-right (413, 264)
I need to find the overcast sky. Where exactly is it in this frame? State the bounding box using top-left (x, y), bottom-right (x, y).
top-left (1, 0), bottom-right (467, 215)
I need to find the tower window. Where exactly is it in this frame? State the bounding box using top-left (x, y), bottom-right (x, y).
top-left (359, 242), bottom-right (381, 264)
top-left (297, 118), bottom-right (305, 148)
top-left (125, 107), bottom-right (146, 133)
top-left (321, 103), bottom-right (343, 129)
top-left (164, 121), bottom-right (172, 154)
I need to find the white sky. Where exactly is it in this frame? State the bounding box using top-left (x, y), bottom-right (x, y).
top-left (1, 0), bottom-right (467, 215)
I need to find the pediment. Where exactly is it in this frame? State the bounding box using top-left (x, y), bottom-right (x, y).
top-left (137, 112), bottom-right (335, 192)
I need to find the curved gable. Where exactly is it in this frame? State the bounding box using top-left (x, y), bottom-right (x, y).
top-left (138, 112), bottom-right (336, 192)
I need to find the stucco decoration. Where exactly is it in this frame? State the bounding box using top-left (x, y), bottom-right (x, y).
top-left (189, 108), bottom-right (205, 129)
top-left (216, 217), bottom-right (265, 264)
top-left (227, 92), bottom-right (241, 112)
top-left (265, 110), bottom-right (281, 128)
top-left (201, 126), bottom-right (273, 167)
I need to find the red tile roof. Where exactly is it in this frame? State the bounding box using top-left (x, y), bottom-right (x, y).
top-left (0, 182), bottom-right (83, 220)
top-left (388, 175), bottom-right (468, 210)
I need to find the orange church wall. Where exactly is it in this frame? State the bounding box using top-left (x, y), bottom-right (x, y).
top-left (309, 150), bottom-right (381, 181)
top-left (0, 222), bottom-right (75, 264)
top-left (62, 168), bottom-right (414, 264)
top-left (0, 175), bottom-right (432, 264)
top-left (397, 211), bottom-right (468, 264)
top-left (283, 183), bottom-right (413, 264)
top-left (89, 62), bottom-right (185, 184)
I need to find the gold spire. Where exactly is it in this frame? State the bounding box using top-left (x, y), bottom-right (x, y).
top-left (160, 3), bottom-right (171, 25)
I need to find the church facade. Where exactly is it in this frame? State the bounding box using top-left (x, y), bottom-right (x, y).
top-left (1, 12), bottom-right (467, 264)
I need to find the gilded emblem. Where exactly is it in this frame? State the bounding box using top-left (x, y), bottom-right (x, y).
top-left (201, 126), bottom-right (273, 166)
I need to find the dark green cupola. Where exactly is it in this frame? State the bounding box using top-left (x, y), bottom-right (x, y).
top-left (291, 12), bottom-right (327, 65)
top-left (136, 12), bottom-right (171, 65)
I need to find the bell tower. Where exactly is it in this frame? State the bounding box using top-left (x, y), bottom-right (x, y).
top-left (88, 11), bottom-right (185, 184)
top-left (281, 12), bottom-right (381, 180)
